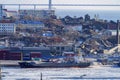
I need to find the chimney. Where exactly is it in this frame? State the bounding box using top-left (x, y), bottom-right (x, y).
top-left (117, 20), bottom-right (120, 45)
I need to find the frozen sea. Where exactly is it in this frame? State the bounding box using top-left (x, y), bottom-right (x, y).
top-left (1, 65), bottom-right (120, 80)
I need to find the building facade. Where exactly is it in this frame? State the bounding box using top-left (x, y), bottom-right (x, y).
top-left (3, 9), bottom-right (18, 18)
top-left (19, 9), bottom-right (55, 19)
top-left (19, 21), bottom-right (44, 29)
top-left (0, 46), bottom-right (51, 60)
top-left (0, 22), bottom-right (16, 35)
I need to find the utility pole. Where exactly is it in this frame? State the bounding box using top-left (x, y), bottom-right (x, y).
top-left (0, 61), bottom-right (1, 80)
top-left (40, 73), bottom-right (42, 80)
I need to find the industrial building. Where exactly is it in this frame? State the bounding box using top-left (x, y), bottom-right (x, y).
top-left (19, 9), bottom-right (55, 19)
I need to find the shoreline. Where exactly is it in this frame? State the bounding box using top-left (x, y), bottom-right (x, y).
top-left (0, 60), bottom-right (20, 67)
top-left (0, 60), bottom-right (118, 68)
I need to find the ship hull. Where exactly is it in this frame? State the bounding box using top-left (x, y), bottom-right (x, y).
top-left (117, 62), bottom-right (120, 67)
top-left (18, 62), bottom-right (91, 68)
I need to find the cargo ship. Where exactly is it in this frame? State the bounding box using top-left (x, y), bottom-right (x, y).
top-left (18, 61), bottom-right (91, 68)
top-left (116, 61), bottom-right (120, 67)
top-left (18, 52), bottom-right (91, 68)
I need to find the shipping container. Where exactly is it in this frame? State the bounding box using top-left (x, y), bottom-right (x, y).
top-left (0, 52), bottom-right (6, 60)
top-left (7, 52), bottom-right (22, 60)
top-left (22, 53), bottom-right (31, 60)
top-left (31, 52), bottom-right (41, 58)
top-left (0, 50), bottom-right (9, 60)
top-left (23, 57), bottom-right (31, 61)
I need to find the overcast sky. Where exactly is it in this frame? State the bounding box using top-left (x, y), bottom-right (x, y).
top-left (0, 0), bottom-right (120, 4)
top-left (1, 0), bottom-right (120, 10)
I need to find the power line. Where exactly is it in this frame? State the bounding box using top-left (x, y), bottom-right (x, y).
top-left (1, 4), bottom-right (120, 6)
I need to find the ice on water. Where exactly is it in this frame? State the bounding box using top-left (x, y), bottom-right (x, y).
top-left (1, 66), bottom-right (120, 80)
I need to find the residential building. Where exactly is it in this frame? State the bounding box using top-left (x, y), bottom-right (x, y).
top-left (108, 30), bottom-right (120, 36)
top-left (67, 25), bottom-right (82, 31)
top-left (48, 44), bottom-right (74, 55)
top-left (3, 9), bottom-right (18, 18)
top-left (0, 21), bottom-right (16, 35)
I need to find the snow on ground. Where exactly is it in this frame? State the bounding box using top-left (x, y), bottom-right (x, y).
top-left (1, 65), bottom-right (120, 80)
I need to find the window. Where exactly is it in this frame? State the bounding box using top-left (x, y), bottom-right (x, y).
top-left (56, 47), bottom-right (60, 50)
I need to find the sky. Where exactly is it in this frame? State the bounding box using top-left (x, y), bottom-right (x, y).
top-left (1, 0), bottom-right (120, 10)
top-left (0, 0), bottom-right (120, 4)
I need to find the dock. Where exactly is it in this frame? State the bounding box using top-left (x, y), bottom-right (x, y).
top-left (0, 60), bottom-right (20, 67)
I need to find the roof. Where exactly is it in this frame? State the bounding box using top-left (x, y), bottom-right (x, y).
top-left (22, 47), bottom-right (50, 50)
top-left (0, 20), bottom-right (15, 23)
top-left (3, 9), bottom-right (17, 13)
top-left (19, 20), bottom-right (44, 24)
top-left (63, 52), bottom-right (75, 54)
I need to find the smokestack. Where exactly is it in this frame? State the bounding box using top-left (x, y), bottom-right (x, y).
top-left (49, 0), bottom-right (52, 10)
top-left (117, 20), bottom-right (120, 45)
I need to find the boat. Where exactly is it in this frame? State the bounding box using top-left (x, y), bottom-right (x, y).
top-left (18, 52), bottom-right (91, 68)
top-left (18, 61), bottom-right (91, 68)
top-left (19, 54), bottom-right (91, 68)
top-left (116, 62), bottom-right (120, 67)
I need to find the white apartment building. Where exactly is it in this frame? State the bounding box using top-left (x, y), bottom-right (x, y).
top-left (0, 22), bottom-right (16, 35)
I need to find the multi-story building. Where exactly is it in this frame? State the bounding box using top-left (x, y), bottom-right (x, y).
top-left (19, 9), bottom-right (55, 19)
top-left (0, 21), bottom-right (16, 35)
